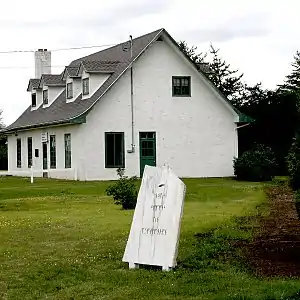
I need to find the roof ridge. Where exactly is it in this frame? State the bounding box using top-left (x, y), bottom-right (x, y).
top-left (69, 28), bottom-right (164, 66)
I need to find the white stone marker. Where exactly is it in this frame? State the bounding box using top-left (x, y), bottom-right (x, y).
top-left (122, 165), bottom-right (186, 271)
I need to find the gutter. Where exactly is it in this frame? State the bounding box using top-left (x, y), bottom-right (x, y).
top-left (235, 123), bottom-right (251, 130)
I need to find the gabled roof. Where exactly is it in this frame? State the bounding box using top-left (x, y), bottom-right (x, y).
top-left (4, 28), bottom-right (249, 134)
top-left (39, 74), bottom-right (65, 88)
top-left (27, 79), bottom-right (40, 92)
top-left (80, 60), bottom-right (122, 73)
top-left (5, 28), bottom-right (163, 132)
top-left (62, 66), bottom-right (80, 79)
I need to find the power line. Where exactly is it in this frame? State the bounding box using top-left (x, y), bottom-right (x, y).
top-left (0, 43), bottom-right (116, 54)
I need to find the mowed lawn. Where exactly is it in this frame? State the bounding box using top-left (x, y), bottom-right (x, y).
top-left (1, 177), bottom-right (300, 300)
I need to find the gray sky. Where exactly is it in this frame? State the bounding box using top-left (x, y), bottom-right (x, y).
top-left (0, 0), bottom-right (299, 125)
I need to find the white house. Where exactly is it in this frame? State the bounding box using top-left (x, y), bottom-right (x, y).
top-left (3, 28), bottom-right (249, 181)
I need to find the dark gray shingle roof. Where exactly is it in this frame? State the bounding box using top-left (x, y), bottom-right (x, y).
top-left (65, 66), bottom-right (80, 77)
top-left (5, 28), bottom-right (163, 132)
top-left (40, 74), bottom-right (65, 87)
top-left (27, 79), bottom-right (40, 91)
top-left (81, 60), bottom-right (122, 73)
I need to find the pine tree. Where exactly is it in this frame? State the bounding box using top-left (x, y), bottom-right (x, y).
top-left (208, 44), bottom-right (244, 107)
top-left (278, 50), bottom-right (300, 92)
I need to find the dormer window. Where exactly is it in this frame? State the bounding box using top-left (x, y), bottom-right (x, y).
top-left (43, 89), bottom-right (48, 105)
top-left (67, 83), bottom-right (73, 99)
top-left (83, 78), bottom-right (89, 95)
top-left (31, 93), bottom-right (37, 107)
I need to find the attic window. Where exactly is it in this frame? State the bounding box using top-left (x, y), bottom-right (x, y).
top-left (82, 78), bottom-right (89, 95)
top-left (43, 89), bottom-right (48, 105)
top-left (67, 83), bottom-right (73, 99)
top-left (172, 76), bottom-right (191, 97)
top-left (31, 93), bottom-right (37, 107)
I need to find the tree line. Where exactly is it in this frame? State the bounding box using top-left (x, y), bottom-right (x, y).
top-left (179, 41), bottom-right (300, 175)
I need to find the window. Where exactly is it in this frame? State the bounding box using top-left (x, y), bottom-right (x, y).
top-left (105, 132), bottom-right (125, 168)
top-left (67, 83), bottom-right (73, 99)
top-left (31, 94), bottom-right (37, 107)
top-left (50, 135), bottom-right (56, 169)
top-left (82, 78), bottom-right (89, 95)
top-left (64, 133), bottom-right (71, 168)
top-left (43, 89), bottom-right (48, 105)
top-left (17, 138), bottom-right (21, 168)
top-left (27, 137), bottom-right (32, 168)
top-left (172, 76), bottom-right (191, 96)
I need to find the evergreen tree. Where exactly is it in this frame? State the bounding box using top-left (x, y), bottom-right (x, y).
top-left (278, 50), bottom-right (300, 92)
top-left (208, 44), bottom-right (244, 107)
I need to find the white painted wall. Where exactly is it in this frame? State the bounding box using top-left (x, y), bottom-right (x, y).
top-left (76, 38), bottom-right (238, 180)
top-left (32, 89), bottom-right (43, 110)
top-left (7, 124), bottom-right (80, 180)
top-left (43, 86), bottom-right (64, 107)
top-left (81, 70), bottom-right (110, 100)
top-left (8, 37), bottom-right (238, 181)
top-left (66, 77), bottom-right (81, 103)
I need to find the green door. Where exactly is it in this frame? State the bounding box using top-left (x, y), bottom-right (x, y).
top-left (139, 132), bottom-right (156, 177)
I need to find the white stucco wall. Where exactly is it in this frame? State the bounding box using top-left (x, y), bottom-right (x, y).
top-left (43, 86), bottom-right (64, 107)
top-left (8, 36), bottom-right (238, 181)
top-left (81, 70), bottom-right (110, 100)
top-left (7, 124), bottom-right (80, 180)
top-left (33, 89), bottom-right (43, 110)
top-left (76, 38), bottom-right (238, 180)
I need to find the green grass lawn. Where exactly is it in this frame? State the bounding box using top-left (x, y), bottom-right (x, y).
top-left (1, 177), bottom-right (300, 300)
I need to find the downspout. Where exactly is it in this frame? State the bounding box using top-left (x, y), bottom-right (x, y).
top-left (128, 35), bottom-right (135, 153)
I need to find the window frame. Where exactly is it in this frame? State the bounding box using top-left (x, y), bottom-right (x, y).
top-left (27, 137), bottom-right (32, 168)
top-left (31, 93), bottom-right (37, 107)
top-left (64, 133), bottom-right (71, 168)
top-left (43, 89), bottom-right (49, 105)
top-left (172, 76), bottom-right (191, 97)
top-left (66, 82), bottom-right (73, 99)
top-left (50, 135), bottom-right (56, 169)
top-left (105, 132), bottom-right (125, 168)
top-left (82, 78), bottom-right (89, 95)
top-left (17, 138), bottom-right (21, 168)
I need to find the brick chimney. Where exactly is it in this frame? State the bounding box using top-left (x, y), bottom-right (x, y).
top-left (34, 49), bottom-right (51, 78)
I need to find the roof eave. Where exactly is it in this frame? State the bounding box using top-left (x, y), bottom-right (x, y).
top-left (3, 116), bottom-right (86, 134)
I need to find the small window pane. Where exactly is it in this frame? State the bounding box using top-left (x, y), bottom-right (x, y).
top-left (27, 137), bottom-right (32, 168)
top-left (50, 135), bottom-right (56, 169)
top-left (17, 139), bottom-right (21, 168)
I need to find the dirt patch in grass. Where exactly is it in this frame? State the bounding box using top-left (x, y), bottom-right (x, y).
top-left (237, 183), bottom-right (300, 277)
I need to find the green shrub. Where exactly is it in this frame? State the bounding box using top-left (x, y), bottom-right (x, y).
top-left (105, 168), bottom-right (138, 210)
top-left (286, 135), bottom-right (300, 190)
top-left (233, 144), bottom-right (277, 181)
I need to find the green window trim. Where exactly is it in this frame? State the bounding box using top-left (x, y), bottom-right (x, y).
top-left (50, 135), bottom-right (56, 169)
top-left (172, 76), bottom-right (191, 97)
top-left (82, 78), bottom-right (89, 95)
top-left (27, 137), bottom-right (32, 168)
top-left (64, 133), bottom-right (71, 168)
top-left (17, 138), bottom-right (21, 168)
top-left (105, 132), bottom-right (125, 168)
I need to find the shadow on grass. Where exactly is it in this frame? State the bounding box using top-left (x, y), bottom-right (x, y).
top-left (177, 216), bottom-right (258, 273)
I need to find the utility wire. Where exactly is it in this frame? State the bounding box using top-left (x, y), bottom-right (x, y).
top-left (0, 43), bottom-right (116, 54)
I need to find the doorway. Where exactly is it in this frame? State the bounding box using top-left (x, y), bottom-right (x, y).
top-left (139, 132), bottom-right (156, 178)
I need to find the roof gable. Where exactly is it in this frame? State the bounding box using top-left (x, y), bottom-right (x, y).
top-left (5, 27), bottom-right (249, 133)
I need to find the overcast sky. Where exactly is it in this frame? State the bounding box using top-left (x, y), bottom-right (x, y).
top-left (0, 0), bottom-right (299, 125)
